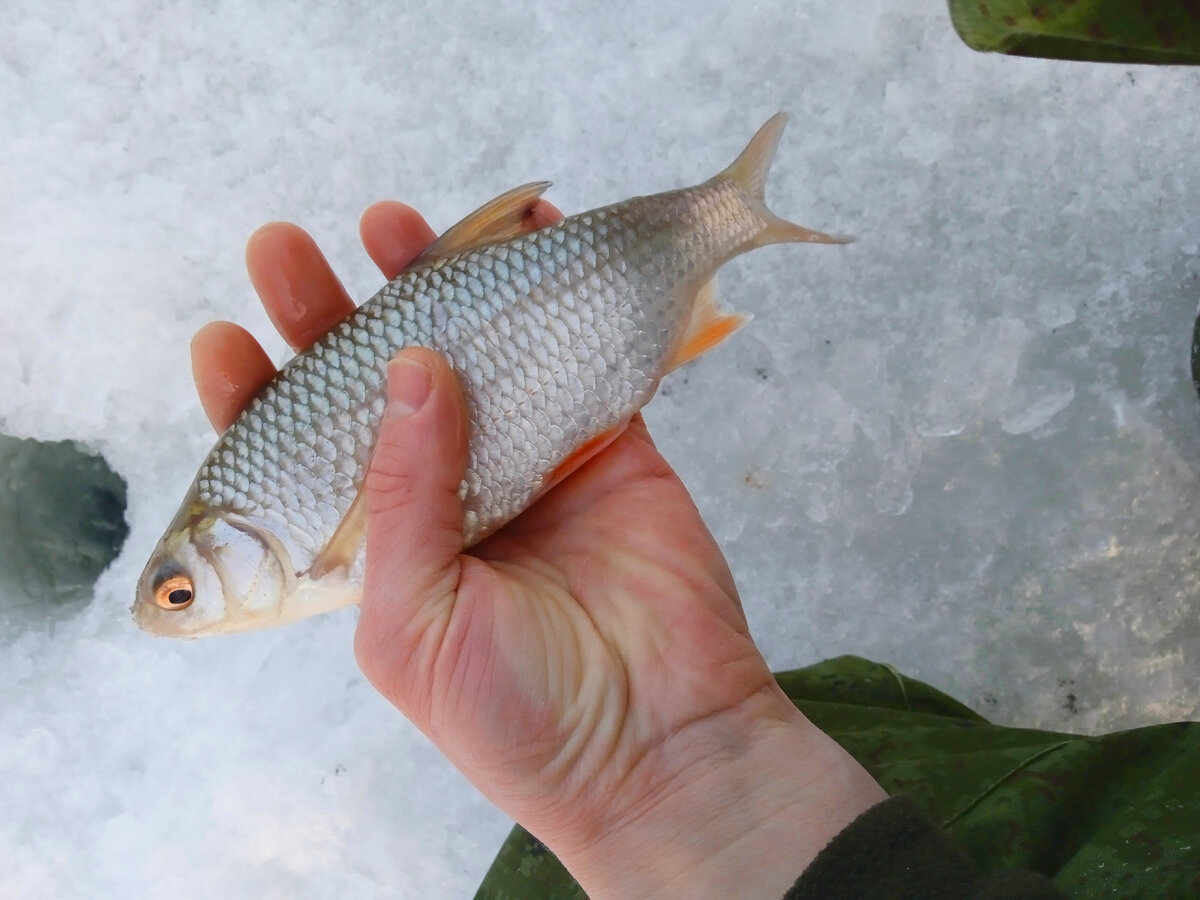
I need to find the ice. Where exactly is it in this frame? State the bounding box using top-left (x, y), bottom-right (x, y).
top-left (3, 0), bottom-right (1200, 896)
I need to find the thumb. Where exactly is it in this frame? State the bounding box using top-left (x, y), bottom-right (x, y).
top-left (356, 348), bottom-right (468, 679)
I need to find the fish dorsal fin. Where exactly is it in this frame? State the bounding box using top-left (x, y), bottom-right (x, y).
top-left (308, 488), bottom-right (367, 579)
top-left (416, 181), bottom-right (553, 263)
top-left (664, 277), bottom-right (751, 373)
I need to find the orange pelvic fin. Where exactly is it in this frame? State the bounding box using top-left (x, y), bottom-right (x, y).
top-left (417, 181), bottom-right (553, 262)
top-left (664, 278), bottom-right (750, 373)
top-left (545, 423), bottom-right (628, 494)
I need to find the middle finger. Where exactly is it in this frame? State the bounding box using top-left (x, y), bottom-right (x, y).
top-left (245, 222), bottom-right (357, 352)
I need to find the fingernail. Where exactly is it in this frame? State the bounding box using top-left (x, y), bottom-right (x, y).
top-left (386, 354), bottom-right (432, 417)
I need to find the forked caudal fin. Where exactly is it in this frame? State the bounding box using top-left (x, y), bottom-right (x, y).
top-left (717, 112), bottom-right (853, 248)
top-left (663, 114), bottom-right (849, 373)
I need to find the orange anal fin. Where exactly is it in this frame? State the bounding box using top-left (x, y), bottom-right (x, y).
top-left (666, 314), bottom-right (748, 372)
top-left (664, 278), bottom-right (750, 373)
top-left (309, 488), bottom-right (367, 579)
top-left (544, 424), bottom-right (628, 495)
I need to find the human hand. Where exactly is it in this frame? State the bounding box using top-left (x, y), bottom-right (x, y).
top-left (192, 200), bottom-right (885, 899)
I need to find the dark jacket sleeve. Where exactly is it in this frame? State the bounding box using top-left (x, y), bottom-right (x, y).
top-left (783, 796), bottom-right (1066, 900)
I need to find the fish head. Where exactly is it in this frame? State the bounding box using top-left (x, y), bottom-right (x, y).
top-left (133, 489), bottom-right (296, 637)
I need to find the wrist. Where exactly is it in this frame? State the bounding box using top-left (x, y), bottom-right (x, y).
top-left (547, 689), bottom-right (886, 899)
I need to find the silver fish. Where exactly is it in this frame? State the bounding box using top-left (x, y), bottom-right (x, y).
top-left (134, 113), bottom-right (847, 636)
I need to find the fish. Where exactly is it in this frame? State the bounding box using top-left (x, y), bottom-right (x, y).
top-left (133, 113), bottom-right (848, 637)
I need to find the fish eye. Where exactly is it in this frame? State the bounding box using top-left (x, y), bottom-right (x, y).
top-left (154, 574), bottom-right (195, 610)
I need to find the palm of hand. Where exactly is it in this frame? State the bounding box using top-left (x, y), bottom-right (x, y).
top-left (374, 415), bottom-right (776, 843)
top-left (192, 201), bottom-right (779, 845)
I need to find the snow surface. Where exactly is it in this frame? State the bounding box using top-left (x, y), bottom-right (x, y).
top-left (2, 0), bottom-right (1199, 896)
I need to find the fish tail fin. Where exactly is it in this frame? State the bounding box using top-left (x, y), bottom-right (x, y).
top-left (718, 113), bottom-right (854, 248)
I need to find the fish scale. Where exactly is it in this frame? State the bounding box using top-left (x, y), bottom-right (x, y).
top-left (202, 206), bottom-right (647, 547)
top-left (135, 114), bottom-right (849, 636)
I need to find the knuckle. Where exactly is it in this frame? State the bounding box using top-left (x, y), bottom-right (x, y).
top-left (366, 457), bottom-right (423, 515)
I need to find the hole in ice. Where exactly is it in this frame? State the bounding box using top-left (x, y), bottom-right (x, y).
top-left (0, 433), bottom-right (129, 627)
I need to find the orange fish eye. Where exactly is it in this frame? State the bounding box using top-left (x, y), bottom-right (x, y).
top-left (154, 574), bottom-right (195, 610)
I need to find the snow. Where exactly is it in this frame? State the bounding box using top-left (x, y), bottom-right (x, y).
top-left (2, 0), bottom-right (1199, 895)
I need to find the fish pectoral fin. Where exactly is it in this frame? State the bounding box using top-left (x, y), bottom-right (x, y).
top-left (309, 489), bottom-right (367, 579)
top-left (664, 278), bottom-right (750, 373)
top-left (415, 181), bottom-right (553, 263)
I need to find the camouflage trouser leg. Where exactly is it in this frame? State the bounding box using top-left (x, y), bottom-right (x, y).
top-left (473, 656), bottom-right (1200, 899)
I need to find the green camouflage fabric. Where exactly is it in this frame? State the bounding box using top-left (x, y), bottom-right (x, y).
top-left (947, 0), bottom-right (1200, 64)
top-left (474, 656), bottom-right (1200, 899)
